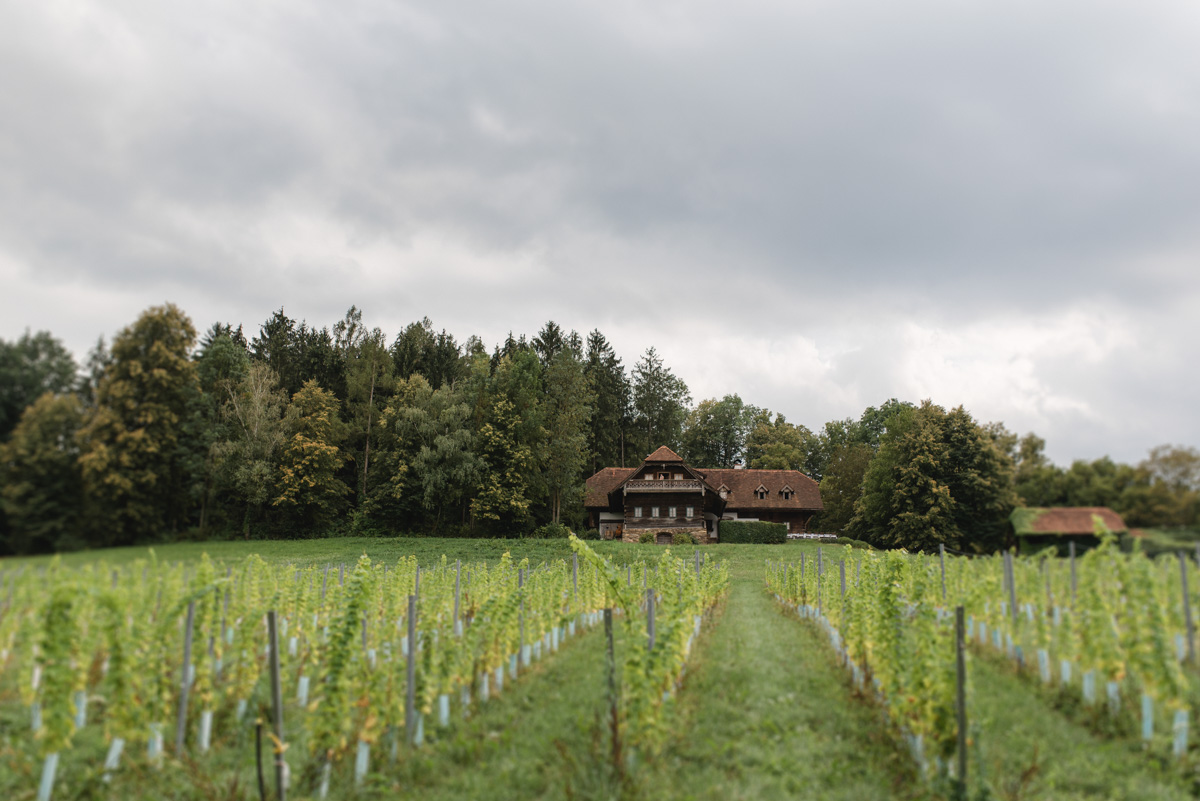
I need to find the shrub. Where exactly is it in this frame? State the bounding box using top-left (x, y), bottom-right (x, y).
top-left (579, 528), bottom-right (601, 541)
top-left (834, 536), bottom-right (873, 549)
top-left (672, 531), bottom-right (698, 545)
top-left (529, 522), bottom-right (572, 539)
top-left (719, 520), bottom-right (786, 544)
top-left (638, 530), bottom-right (656, 544)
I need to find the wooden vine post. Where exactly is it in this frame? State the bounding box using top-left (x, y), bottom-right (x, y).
top-left (955, 605), bottom-right (968, 789)
top-left (646, 588), bottom-right (656, 652)
top-left (267, 610), bottom-right (286, 801)
top-left (405, 594), bottom-right (417, 746)
top-left (1180, 552), bottom-right (1195, 665)
top-left (939, 543), bottom-right (947, 602)
top-left (175, 600), bottom-right (196, 756)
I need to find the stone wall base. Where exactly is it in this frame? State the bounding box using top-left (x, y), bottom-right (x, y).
top-left (622, 527), bottom-right (709, 545)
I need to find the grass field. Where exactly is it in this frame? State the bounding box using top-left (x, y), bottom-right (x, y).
top-left (4, 538), bottom-right (1200, 800)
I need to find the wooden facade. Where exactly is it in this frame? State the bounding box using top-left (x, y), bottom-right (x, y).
top-left (585, 446), bottom-right (823, 543)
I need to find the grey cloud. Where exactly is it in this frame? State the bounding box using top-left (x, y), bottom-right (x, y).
top-left (2, 0), bottom-right (1199, 464)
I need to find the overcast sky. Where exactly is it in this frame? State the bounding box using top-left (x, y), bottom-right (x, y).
top-left (3, 0), bottom-right (1198, 466)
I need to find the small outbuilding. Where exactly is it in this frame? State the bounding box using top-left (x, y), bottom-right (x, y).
top-left (1009, 506), bottom-right (1128, 554)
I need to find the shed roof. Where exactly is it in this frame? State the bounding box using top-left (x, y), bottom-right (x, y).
top-left (1010, 507), bottom-right (1128, 537)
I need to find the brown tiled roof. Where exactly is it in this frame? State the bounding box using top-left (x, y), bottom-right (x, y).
top-left (585, 467), bottom-right (636, 508)
top-left (696, 468), bottom-right (823, 512)
top-left (643, 445), bottom-right (685, 462)
top-left (584, 448), bottom-right (823, 513)
top-left (1011, 507), bottom-right (1128, 536)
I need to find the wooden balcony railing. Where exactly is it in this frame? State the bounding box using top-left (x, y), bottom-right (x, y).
top-left (624, 479), bottom-right (704, 492)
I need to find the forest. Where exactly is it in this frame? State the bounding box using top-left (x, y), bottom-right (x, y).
top-left (0, 302), bottom-right (1196, 555)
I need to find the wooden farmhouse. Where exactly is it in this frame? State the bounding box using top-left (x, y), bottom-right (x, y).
top-left (584, 446), bottom-right (823, 544)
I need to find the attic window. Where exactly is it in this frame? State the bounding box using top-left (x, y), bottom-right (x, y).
top-left (718, 484), bottom-right (729, 500)
top-left (781, 485), bottom-right (794, 501)
top-left (755, 485), bottom-right (768, 500)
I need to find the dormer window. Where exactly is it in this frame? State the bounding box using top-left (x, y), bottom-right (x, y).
top-left (755, 485), bottom-right (768, 500)
top-left (781, 484), bottom-right (794, 501)
top-left (718, 484), bottom-right (729, 500)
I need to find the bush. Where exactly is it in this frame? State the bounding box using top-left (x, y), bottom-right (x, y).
top-left (672, 531), bottom-right (698, 545)
top-left (834, 536), bottom-right (873, 549)
top-left (528, 522), bottom-right (572, 539)
top-left (638, 530), bottom-right (656, 544)
top-left (719, 520), bottom-right (786, 544)
top-left (579, 528), bottom-right (601, 541)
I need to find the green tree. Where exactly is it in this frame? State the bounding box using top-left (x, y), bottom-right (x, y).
top-left (386, 374), bottom-right (480, 531)
top-left (583, 329), bottom-right (630, 470)
top-left (816, 442), bottom-right (872, 533)
top-left (391, 318), bottom-right (465, 388)
top-left (213, 361), bottom-right (288, 538)
top-left (0, 330), bottom-right (78, 439)
top-left (344, 325), bottom-right (396, 504)
top-left (533, 321), bottom-right (566, 370)
top-left (542, 348), bottom-right (594, 524)
top-left (192, 324), bottom-right (251, 532)
top-left (681, 395), bottom-right (757, 467)
top-left (745, 412), bottom-right (812, 470)
top-left (850, 400), bottom-right (1017, 552)
top-left (274, 380), bottom-right (350, 531)
top-left (0, 393), bottom-right (85, 553)
top-left (1012, 432), bottom-right (1066, 507)
top-left (630, 347), bottom-right (690, 457)
top-left (77, 304), bottom-right (202, 545)
top-left (471, 397), bottom-right (536, 534)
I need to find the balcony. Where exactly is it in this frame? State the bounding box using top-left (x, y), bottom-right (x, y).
top-left (623, 479), bottom-right (704, 493)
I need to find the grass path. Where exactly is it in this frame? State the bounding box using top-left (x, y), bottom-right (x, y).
top-left (640, 567), bottom-right (919, 801)
top-left (964, 655), bottom-right (1196, 801)
top-left (353, 620), bottom-right (618, 801)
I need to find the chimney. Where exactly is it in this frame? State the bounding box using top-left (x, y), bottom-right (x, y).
top-left (733, 458), bottom-right (744, 470)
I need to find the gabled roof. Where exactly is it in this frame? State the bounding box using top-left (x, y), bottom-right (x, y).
top-left (585, 467), bottom-right (636, 508)
top-left (697, 468), bottom-right (822, 511)
top-left (1010, 507), bottom-right (1128, 537)
top-left (583, 448), bottom-right (823, 512)
top-left (644, 445), bottom-right (684, 462)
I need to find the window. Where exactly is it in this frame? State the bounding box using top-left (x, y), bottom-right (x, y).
top-left (686, 506), bottom-right (695, 518)
top-left (719, 490), bottom-right (728, 499)
top-left (668, 506), bottom-right (677, 518)
top-left (755, 485), bottom-right (768, 500)
top-left (783, 491), bottom-right (792, 500)
top-left (673, 473), bottom-right (683, 480)
top-left (633, 506), bottom-right (643, 518)
top-left (651, 506), bottom-right (660, 518)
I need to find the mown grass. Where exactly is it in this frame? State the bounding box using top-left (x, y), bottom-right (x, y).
top-left (8, 537), bottom-right (1200, 800)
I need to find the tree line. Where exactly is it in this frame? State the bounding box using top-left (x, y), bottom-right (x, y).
top-left (1, 303), bottom-right (1196, 554)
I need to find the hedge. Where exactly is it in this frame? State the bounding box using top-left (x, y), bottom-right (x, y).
top-left (719, 520), bottom-right (787, 544)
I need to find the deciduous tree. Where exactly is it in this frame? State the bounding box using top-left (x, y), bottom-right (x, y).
top-left (77, 304), bottom-right (201, 544)
top-left (0, 393), bottom-right (85, 553)
top-left (0, 330), bottom-right (77, 439)
top-left (274, 380), bottom-right (350, 531)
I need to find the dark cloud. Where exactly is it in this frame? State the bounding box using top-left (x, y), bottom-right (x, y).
top-left (2, 0), bottom-right (1198, 464)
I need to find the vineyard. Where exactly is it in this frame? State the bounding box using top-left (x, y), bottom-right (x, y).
top-left (0, 538), bottom-right (728, 800)
top-left (4, 536), bottom-right (1200, 800)
top-left (766, 535), bottom-right (1200, 798)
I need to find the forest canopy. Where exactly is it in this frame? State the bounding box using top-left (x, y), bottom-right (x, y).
top-left (1, 303), bottom-right (1196, 554)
